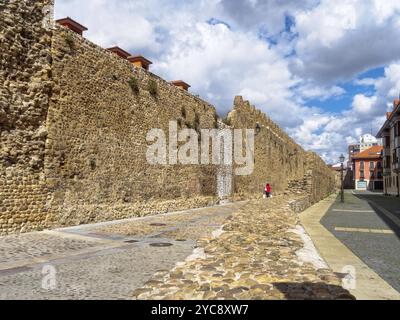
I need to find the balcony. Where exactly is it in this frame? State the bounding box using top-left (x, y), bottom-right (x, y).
top-left (383, 167), bottom-right (392, 175)
top-left (394, 152), bottom-right (400, 172)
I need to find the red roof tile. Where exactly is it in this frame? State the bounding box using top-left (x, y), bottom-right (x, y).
top-left (107, 47), bottom-right (131, 59)
top-left (352, 146), bottom-right (383, 160)
top-left (56, 17), bottom-right (88, 33)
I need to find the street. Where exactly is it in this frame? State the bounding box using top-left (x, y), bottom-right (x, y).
top-left (320, 190), bottom-right (400, 293)
top-left (0, 203), bottom-right (243, 300)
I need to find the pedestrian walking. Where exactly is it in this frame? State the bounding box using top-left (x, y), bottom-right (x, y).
top-left (265, 183), bottom-right (271, 198)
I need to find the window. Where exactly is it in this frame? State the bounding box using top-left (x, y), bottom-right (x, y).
top-left (360, 161), bottom-right (365, 170)
top-left (377, 161), bottom-right (382, 169)
top-left (370, 161), bottom-right (374, 170)
top-left (385, 136), bottom-right (390, 147)
top-left (396, 122), bottom-right (400, 137)
top-left (385, 156), bottom-right (391, 168)
top-left (360, 170), bottom-right (365, 179)
top-left (370, 171), bottom-right (374, 179)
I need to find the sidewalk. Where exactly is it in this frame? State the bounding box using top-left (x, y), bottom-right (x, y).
top-left (300, 194), bottom-right (400, 300)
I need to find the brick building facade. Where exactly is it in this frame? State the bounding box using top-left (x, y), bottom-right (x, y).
top-left (353, 146), bottom-right (383, 191)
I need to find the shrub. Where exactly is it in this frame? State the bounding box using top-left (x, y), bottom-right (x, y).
top-left (147, 79), bottom-right (158, 97)
top-left (62, 32), bottom-right (75, 49)
top-left (128, 77), bottom-right (139, 95)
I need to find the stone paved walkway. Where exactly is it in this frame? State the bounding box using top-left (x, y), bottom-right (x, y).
top-left (0, 197), bottom-right (354, 300)
top-left (134, 197), bottom-right (354, 300)
top-left (0, 203), bottom-right (243, 300)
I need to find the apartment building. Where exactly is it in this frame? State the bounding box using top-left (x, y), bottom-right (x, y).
top-left (376, 100), bottom-right (400, 196)
top-left (352, 146), bottom-right (383, 191)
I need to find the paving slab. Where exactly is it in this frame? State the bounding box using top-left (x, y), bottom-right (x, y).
top-left (300, 193), bottom-right (400, 300)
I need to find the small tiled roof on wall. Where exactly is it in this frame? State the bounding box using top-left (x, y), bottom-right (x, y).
top-left (56, 17), bottom-right (88, 34)
top-left (107, 46), bottom-right (132, 59)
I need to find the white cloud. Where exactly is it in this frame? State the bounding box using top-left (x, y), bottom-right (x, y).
top-left (55, 0), bottom-right (161, 54)
top-left (296, 84), bottom-right (345, 101)
top-left (352, 94), bottom-right (377, 115)
top-left (153, 20), bottom-right (300, 122)
top-left (354, 78), bottom-right (376, 86)
top-left (217, 0), bottom-right (319, 35)
top-left (291, 62), bottom-right (400, 163)
top-left (292, 0), bottom-right (400, 83)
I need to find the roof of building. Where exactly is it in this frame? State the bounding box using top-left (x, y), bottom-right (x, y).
top-left (352, 145), bottom-right (383, 160)
top-left (377, 100), bottom-right (400, 138)
top-left (171, 80), bottom-right (191, 89)
top-left (107, 47), bottom-right (131, 59)
top-left (56, 17), bottom-right (88, 32)
top-left (127, 55), bottom-right (153, 65)
top-left (328, 163), bottom-right (345, 171)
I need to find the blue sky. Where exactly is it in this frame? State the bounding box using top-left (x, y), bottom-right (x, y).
top-left (55, 0), bottom-right (400, 163)
top-left (306, 68), bottom-right (385, 113)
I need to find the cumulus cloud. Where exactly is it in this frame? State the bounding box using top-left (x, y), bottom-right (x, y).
top-left (153, 18), bottom-right (302, 125)
top-left (291, 0), bottom-right (400, 83)
top-left (217, 0), bottom-right (319, 35)
top-left (55, 0), bottom-right (162, 55)
top-left (295, 84), bottom-right (345, 101)
top-left (292, 62), bottom-right (400, 162)
top-left (352, 94), bottom-right (378, 115)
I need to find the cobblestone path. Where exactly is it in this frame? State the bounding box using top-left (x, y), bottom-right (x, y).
top-left (134, 197), bottom-right (355, 300)
top-left (0, 203), bottom-right (243, 300)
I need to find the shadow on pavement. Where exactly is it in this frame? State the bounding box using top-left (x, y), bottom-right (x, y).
top-left (353, 194), bottom-right (400, 240)
top-left (272, 282), bottom-right (356, 300)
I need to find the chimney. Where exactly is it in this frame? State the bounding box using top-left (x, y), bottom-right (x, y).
top-left (107, 47), bottom-right (131, 60)
top-left (56, 17), bottom-right (88, 36)
top-left (127, 55), bottom-right (153, 71)
top-left (171, 80), bottom-right (191, 91)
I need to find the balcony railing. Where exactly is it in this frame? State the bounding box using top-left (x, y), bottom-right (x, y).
top-left (394, 151), bottom-right (400, 171)
top-left (383, 167), bottom-right (392, 175)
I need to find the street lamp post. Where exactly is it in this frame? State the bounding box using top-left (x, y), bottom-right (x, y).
top-left (340, 154), bottom-right (345, 203)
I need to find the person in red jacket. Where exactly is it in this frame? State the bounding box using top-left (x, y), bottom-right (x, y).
top-left (265, 183), bottom-right (271, 198)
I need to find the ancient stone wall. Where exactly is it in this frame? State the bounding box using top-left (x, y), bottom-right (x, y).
top-left (44, 25), bottom-right (219, 227)
top-left (0, 0), bottom-right (335, 235)
top-left (0, 0), bottom-right (54, 235)
top-left (305, 152), bottom-right (336, 204)
top-left (227, 97), bottom-right (335, 204)
top-left (227, 96), bottom-right (309, 198)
